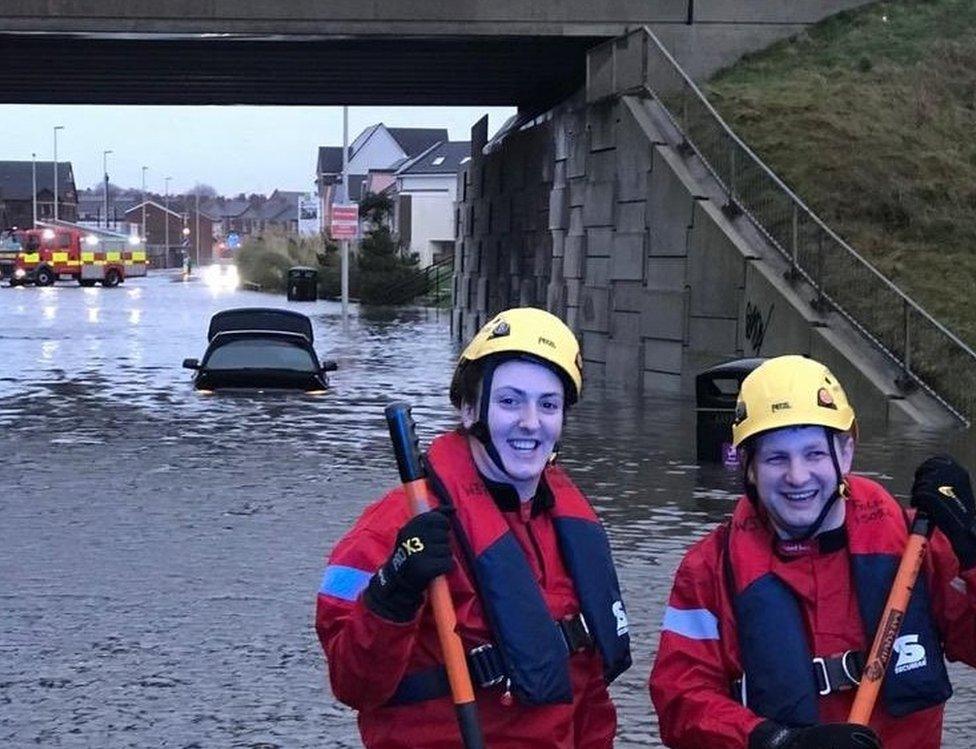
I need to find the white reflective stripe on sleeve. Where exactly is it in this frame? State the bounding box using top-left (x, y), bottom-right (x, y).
top-left (662, 605), bottom-right (720, 640)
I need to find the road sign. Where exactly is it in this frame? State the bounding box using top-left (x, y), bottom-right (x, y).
top-left (331, 203), bottom-right (359, 239)
top-left (298, 193), bottom-right (321, 236)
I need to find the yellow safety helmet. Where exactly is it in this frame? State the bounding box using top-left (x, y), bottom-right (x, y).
top-left (731, 355), bottom-right (856, 448)
top-left (449, 307), bottom-right (583, 406)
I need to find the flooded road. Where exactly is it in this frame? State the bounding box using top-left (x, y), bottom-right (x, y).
top-left (2, 272), bottom-right (975, 747)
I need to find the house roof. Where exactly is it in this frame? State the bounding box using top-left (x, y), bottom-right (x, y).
top-left (348, 124), bottom-right (381, 160)
top-left (0, 161), bottom-right (75, 200)
top-left (123, 200), bottom-right (184, 219)
top-left (387, 127), bottom-right (450, 157)
top-left (270, 190), bottom-right (305, 201)
top-left (397, 141), bottom-right (471, 175)
top-left (258, 190), bottom-right (303, 221)
top-left (76, 188), bottom-right (143, 213)
top-left (200, 198), bottom-right (251, 218)
top-left (317, 146), bottom-right (347, 175)
top-left (77, 195), bottom-right (142, 217)
top-left (345, 124), bottom-right (450, 164)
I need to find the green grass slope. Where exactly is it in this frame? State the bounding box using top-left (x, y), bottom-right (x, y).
top-left (706, 0), bottom-right (976, 347)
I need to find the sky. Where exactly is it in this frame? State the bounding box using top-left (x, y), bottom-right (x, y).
top-left (0, 105), bottom-right (516, 197)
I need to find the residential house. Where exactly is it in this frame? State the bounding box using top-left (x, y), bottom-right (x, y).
top-left (199, 196), bottom-right (252, 237)
top-left (0, 161), bottom-right (77, 230)
top-left (364, 167), bottom-right (398, 197)
top-left (315, 145), bottom-right (345, 224)
top-left (241, 189), bottom-right (303, 235)
top-left (315, 125), bottom-right (447, 231)
top-left (124, 201), bottom-right (214, 268)
top-left (76, 187), bottom-right (143, 233)
top-left (390, 141), bottom-right (470, 267)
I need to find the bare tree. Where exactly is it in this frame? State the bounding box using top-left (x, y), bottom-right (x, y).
top-left (188, 183), bottom-right (218, 198)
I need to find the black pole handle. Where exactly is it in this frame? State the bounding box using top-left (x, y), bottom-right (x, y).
top-left (385, 401), bottom-right (426, 484)
top-left (456, 703), bottom-right (486, 749)
top-left (910, 509), bottom-right (934, 538)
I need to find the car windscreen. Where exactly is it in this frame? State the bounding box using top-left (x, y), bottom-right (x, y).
top-left (204, 338), bottom-right (317, 372)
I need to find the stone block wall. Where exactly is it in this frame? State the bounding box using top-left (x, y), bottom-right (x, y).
top-left (457, 90), bottom-right (748, 394)
top-left (453, 124), bottom-right (555, 344)
top-left (454, 94), bottom-right (757, 394)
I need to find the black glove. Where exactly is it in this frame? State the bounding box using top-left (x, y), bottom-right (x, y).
top-left (749, 721), bottom-right (881, 749)
top-left (911, 454), bottom-right (976, 570)
top-left (363, 509), bottom-right (455, 622)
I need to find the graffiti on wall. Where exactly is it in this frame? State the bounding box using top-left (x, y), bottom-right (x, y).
top-left (745, 300), bottom-right (775, 355)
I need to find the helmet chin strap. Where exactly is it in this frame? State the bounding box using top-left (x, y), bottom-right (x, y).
top-left (469, 358), bottom-right (515, 480)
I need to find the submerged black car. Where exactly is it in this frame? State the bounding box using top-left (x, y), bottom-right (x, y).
top-left (183, 307), bottom-right (337, 392)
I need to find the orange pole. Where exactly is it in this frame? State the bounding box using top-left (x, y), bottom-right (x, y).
top-left (848, 514), bottom-right (932, 725)
top-left (402, 477), bottom-right (476, 704)
top-left (386, 404), bottom-right (484, 748)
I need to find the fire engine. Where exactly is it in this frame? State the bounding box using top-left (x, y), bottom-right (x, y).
top-left (0, 232), bottom-right (19, 280)
top-left (9, 224), bottom-right (147, 288)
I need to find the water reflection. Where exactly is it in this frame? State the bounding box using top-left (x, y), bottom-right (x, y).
top-left (0, 273), bottom-right (973, 746)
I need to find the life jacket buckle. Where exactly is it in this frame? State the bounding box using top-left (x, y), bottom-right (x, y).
top-left (468, 643), bottom-right (507, 688)
top-left (557, 612), bottom-right (593, 653)
top-left (813, 657), bottom-right (832, 696)
top-left (732, 651), bottom-right (864, 705)
top-left (841, 649), bottom-right (861, 686)
top-left (813, 650), bottom-right (864, 696)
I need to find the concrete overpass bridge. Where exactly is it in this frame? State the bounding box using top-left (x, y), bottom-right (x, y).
top-left (7, 0), bottom-right (965, 428)
top-left (0, 1), bottom-right (867, 106)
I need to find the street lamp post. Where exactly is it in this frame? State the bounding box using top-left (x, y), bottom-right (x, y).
top-left (164, 177), bottom-right (172, 267)
top-left (53, 125), bottom-right (64, 221)
top-left (141, 166), bottom-right (148, 244)
top-left (102, 149), bottom-right (113, 228)
top-left (31, 153), bottom-right (37, 227)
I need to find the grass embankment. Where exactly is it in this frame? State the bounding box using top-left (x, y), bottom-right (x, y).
top-left (706, 0), bottom-right (976, 347)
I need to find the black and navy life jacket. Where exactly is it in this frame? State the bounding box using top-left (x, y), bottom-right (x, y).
top-left (416, 430), bottom-right (632, 705)
top-left (725, 475), bottom-right (952, 726)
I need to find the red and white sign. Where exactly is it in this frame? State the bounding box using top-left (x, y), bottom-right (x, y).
top-left (331, 203), bottom-right (359, 239)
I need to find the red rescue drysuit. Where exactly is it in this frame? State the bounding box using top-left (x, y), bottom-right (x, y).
top-left (316, 431), bottom-right (630, 748)
top-left (650, 475), bottom-right (976, 749)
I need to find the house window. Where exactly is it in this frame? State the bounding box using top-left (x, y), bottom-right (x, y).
top-left (432, 157), bottom-right (445, 166)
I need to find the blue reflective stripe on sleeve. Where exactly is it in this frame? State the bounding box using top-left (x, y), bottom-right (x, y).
top-left (662, 605), bottom-right (720, 640)
top-left (319, 565), bottom-right (373, 601)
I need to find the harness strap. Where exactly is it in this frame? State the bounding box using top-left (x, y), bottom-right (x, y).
top-left (732, 650), bottom-right (864, 704)
top-left (385, 612), bottom-right (592, 707)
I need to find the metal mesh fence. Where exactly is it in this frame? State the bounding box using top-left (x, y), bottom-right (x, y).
top-left (598, 29), bottom-right (976, 424)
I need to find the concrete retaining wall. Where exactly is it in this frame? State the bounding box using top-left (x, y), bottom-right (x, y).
top-left (454, 81), bottom-right (956, 427)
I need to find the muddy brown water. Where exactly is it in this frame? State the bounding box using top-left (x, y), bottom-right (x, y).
top-left (1, 274), bottom-right (974, 747)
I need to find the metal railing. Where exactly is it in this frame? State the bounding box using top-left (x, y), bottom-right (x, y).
top-left (588, 27), bottom-right (976, 425)
top-left (369, 253), bottom-right (454, 306)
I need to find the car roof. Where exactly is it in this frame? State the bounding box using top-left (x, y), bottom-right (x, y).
top-left (209, 329), bottom-right (314, 348)
top-left (207, 307), bottom-right (314, 343)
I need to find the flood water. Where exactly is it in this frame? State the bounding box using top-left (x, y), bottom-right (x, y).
top-left (1, 272), bottom-right (974, 747)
